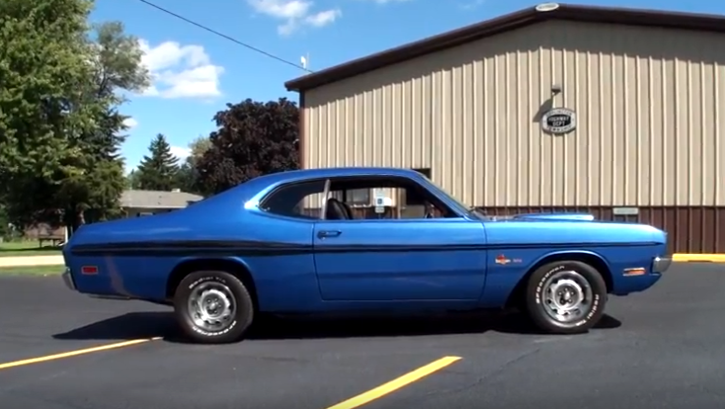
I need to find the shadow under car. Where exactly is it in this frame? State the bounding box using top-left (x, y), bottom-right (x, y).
top-left (52, 311), bottom-right (622, 343)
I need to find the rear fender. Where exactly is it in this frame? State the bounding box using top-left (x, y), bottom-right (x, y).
top-left (167, 254), bottom-right (321, 312)
top-left (166, 256), bottom-right (256, 304)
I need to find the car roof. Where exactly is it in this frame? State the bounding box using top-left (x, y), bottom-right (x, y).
top-left (181, 167), bottom-right (435, 215)
top-left (249, 167), bottom-right (424, 187)
top-left (173, 167), bottom-right (430, 212)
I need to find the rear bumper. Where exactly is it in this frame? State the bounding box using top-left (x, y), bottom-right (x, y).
top-left (61, 267), bottom-right (76, 291)
top-left (652, 256), bottom-right (672, 273)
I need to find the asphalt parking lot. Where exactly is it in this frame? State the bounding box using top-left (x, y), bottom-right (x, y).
top-left (1, 263), bottom-right (725, 409)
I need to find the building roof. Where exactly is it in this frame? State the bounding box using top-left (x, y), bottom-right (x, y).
top-left (120, 190), bottom-right (203, 209)
top-left (285, 3), bottom-right (725, 92)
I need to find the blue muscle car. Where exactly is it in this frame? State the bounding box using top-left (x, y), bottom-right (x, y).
top-left (61, 167), bottom-right (671, 343)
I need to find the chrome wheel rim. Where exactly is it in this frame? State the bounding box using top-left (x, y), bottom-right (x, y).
top-left (188, 282), bottom-right (236, 332)
top-left (541, 270), bottom-right (593, 324)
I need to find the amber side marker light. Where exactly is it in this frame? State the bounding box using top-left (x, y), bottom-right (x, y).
top-left (623, 267), bottom-right (646, 277)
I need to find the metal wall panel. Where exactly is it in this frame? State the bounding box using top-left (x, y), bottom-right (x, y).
top-left (301, 202), bottom-right (724, 253)
top-left (304, 60), bottom-right (434, 170)
top-left (479, 206), bottom-right (725, 254)
top-left (303, 20), bottom-right (725, 207)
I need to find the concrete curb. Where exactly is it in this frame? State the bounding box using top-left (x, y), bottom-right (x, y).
top-left (673, 254), bottom-right (725, 263)
top-left (0, 255), bottom-right (64, 268)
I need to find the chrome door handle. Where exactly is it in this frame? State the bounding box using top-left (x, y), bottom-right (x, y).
top-left (317, 230), bottom-right (342, 239)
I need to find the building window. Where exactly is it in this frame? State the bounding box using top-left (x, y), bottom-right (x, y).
top-left (346, 188), bottom-right (370, 206)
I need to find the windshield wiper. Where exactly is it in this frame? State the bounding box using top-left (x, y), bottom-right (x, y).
top-left (467, 206), bottom-right (488, 218)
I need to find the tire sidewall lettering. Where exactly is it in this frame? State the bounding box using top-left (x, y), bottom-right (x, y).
top-left (570, 293), bottom-right (600, 327)
top-left (534, 265), bottom-right (566, 305)
top-left (188, 275), bottom-right (228, 290)
top-left (190, 319), bottom-right (238, 338)
top-left (186, 274), bottom-right (238, 338)
top-left (534, 263), bottom-right (600, 328)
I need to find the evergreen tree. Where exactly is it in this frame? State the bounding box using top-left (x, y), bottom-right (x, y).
top-left (127, 169), bottom-right (141, 189)
top-left (136, 134), bottom-right (180, 191)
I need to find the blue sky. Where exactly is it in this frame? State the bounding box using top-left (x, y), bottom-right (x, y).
top-left (91, 0), bottom-right (724, 172)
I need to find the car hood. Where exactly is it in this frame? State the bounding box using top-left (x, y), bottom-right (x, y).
top-left (473, 208), bottom-right (596, 222)
top-left (509, 212), bottom-right (596, 222)
top-left (481, 212), bottom-right (667, 246)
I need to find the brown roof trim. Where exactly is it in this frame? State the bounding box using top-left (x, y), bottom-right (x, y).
top-left (285, 3), bottom-right (725, 92)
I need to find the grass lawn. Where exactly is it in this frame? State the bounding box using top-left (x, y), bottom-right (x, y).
top-left (0, 265), bottom-right (64, 276)
top-left (0, 241), bottom-right (63, 257)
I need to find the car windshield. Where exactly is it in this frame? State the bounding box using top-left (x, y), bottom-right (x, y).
top-left (416, 173), bottom-right (490, 220)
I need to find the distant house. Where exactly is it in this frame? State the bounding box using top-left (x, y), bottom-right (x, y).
top-left (120, 189), bottom-right (203, 217)
top-left (21, 189), bottom-right (203, 241)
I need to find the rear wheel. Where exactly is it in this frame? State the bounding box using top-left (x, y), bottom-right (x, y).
top-left (525, 260), bottom-right (607, 334)
top-left (173, 270), bottom-right (254, 344)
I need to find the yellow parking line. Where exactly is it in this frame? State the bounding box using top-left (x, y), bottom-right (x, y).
top-left (325, 356), bottom-right (462, 409)
top-left (0, 337), bottom-right (161, 370)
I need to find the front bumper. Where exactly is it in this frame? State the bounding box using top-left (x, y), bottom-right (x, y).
top-left (652, 256), bottom-right (672, 273)
top-left (61, 267), bottom-right (76, 291)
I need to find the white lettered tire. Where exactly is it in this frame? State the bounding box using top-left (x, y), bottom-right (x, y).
top-left (174, 270), bottom-right (254, 344)
top-left (525, 260), bottom-right (607, 334)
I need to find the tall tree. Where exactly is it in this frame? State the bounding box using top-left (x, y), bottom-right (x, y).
top-left (127, 169), bottom-right (141, 189)
top-left (0, 0), bottom-right (96, 224)
top-left (0, 12), bottom-right (150, 230)
top-left (196, 98), bottom-right (300, 195)
top-left (188, 136), bottom-right (213, 166)
top-left (56, 21), bottom-right (149, 228)
top-left (175, 136), bottom-right (211, 195)
top-left (136, 134), bottom-right (180, 191)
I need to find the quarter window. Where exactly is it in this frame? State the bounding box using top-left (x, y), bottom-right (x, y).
top-left (260, 180), bottom-right (327, 219)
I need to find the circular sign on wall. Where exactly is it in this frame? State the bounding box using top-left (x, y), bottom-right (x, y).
top-left (541, 108), bottom-right (577, 134)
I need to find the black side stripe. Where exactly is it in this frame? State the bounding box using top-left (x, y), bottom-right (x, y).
top-left (70, 240), bottom-right (660, 256)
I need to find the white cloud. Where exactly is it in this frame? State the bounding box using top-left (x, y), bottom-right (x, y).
top-left (123, 117), bottom-right (138, 129)
top-left (138, 40), bottom-right (224, 99)
top-left (305, 9), bottom-right (341, 27)
top-left (247, 0), bottom-right (341, 36)
top-left (170, 146), bottom-right (191, 160)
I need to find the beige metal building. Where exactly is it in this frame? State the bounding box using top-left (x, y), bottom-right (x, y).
top-left (285, 3), bottom-right (725, 254)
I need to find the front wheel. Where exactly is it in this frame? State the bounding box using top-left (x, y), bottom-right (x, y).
top-left (173, 270), bottom-right (254, 344)
top-left (525, 260), bottom-right (607, 334)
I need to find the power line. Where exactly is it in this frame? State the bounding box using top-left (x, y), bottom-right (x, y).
top-left (137, 0), bottom-right (313, 73)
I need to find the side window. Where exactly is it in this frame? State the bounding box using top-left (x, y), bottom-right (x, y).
top-left (329, 176), bottom-right (457, 220)
top-left (260, 180), bottom-right (327, 219)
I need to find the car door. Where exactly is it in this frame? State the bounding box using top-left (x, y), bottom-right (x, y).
top-left (312, 218), bottom-right (487, 301)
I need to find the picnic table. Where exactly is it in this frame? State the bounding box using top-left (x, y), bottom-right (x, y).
top-left (37, 229), bottom-right (65, 247)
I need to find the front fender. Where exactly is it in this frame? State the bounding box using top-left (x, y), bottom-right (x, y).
top-left (479, 249), bottom-right (613, 309)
